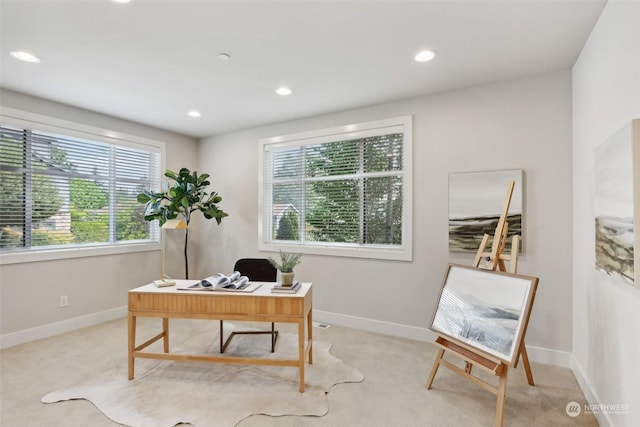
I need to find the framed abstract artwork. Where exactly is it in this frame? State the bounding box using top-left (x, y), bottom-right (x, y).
top-left (594, 119), bottom-right (640, 288)
top-left (449, 169), bottom-right (524, 253)
top-left (429, 264), bottom-right (538, 366)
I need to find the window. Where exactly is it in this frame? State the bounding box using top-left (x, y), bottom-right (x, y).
top-left (259, 116), bottom-right (412, 261)
top-left (0, 111), bottom-right (162, 263)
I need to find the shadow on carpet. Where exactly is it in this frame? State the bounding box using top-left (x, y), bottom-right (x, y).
top-left (42, 324), bottom-right (364, 426)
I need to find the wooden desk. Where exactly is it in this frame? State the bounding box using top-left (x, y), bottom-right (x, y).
top-left (128, 281), bottom-right (313, 392)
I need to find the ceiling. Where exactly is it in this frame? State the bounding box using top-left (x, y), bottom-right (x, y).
top-left (0, 0), bottom-right (606, 139)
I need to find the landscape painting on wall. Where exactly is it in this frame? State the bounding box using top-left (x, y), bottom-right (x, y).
top-left (594, 120), bottom-right (640, 288)
top-left (430, 264), bottom-right (538, 366)
top-left (449, 169), bottom-right (523, 253)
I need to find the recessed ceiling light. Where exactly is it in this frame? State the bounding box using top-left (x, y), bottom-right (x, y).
top-left (9, 51), bottom-right (41, 63)
top-left (187, 110), bottom-right (202, 118)
top-left (276, 87), bottom-right (292, 96)
top-left (112, 0), bottom-right (131, 3)
top-left (414, 50), bottom-right (436, 63)
top-left (218, 53), bottom-right (231, 61)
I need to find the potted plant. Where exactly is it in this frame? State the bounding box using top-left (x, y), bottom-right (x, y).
top-left (137, 167), bottom-right (228, 279)
top-left (268, 250), bottom-right (302, 286)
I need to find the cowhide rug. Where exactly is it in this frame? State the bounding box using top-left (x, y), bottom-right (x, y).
top-left (42, 324), bottom-right (363, 426)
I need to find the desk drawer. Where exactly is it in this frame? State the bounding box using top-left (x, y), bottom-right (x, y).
top-left (128, 293), bottom-right (305, 317)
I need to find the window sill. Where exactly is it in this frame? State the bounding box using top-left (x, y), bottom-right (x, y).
top-left (258, 241), bottom-right (412, 261)
top-left (0, 242), bottom-right (160, 265)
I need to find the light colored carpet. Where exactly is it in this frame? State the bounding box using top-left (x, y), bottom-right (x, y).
top-left (41, 324), bottom-right (363, 427)
top-left (1, 318), bottom-right (597, 426)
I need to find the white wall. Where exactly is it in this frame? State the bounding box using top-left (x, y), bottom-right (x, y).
top-left (0, 89), bottom-right (198, 346)
top-left (197, 70), bottom-right (574, 365)
top-left (572, 2), bottom-right (640, 426)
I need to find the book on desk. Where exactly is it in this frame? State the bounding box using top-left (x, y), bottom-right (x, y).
top-left (177, 272), bottom-right (262, 293)
top-left (271, 281), bottom-right (301, 294)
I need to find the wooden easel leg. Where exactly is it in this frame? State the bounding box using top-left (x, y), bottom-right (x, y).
top-left (495, 222), bottom-right (509, 271)
top-left (519, 342), bottom-right (535, 386)
top-left (473, 234), bottom-right (491, 267)
top-left (508, 235), bottom-right (520, 273)
top-left (425, 349), bottom-right (444, 389)
top-left (495, 370), bottom-right (508, 427)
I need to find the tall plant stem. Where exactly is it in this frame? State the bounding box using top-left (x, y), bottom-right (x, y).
top-left (184, 228), bottom-right (189, 279)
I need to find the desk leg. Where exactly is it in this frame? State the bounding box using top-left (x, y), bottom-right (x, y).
top-left (128, 312), bottom-right (136, 380)
top-left (298, 320), bottom-right (305, 393)
top-left (307, 308), bottom-right (313, 365)
top-left (162, 317), bottom-right (169, 353)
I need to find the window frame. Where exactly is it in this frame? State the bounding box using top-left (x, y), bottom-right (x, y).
top-left (0, 107), bottom-right (164, 265)
top-left (258, 115), bottom-right (413, 261)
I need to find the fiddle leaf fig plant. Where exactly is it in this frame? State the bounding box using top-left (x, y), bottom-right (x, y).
top-left (137, 167), bottom-right (228, 279)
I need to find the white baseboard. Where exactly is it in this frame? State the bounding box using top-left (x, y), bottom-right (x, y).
top-left (313, 309), bottom-right (437, 342)
top-left (571, 355), bottom-right (612, 427)
top-left (0, 306), bottom-right (127, 350)
top-left (525, 344), bottom-right (572, 368)
top-left (1, 306), bottom-right (572, 370)
top-left (313, 309), bottom-right (572, 368)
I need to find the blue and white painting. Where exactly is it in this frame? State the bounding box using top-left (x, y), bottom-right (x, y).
top-left (449, 169), bottom-right (523, 253)
top-left (594, 122), bottom-right (639, 287)
top-left (431, 265), bottom-right (535, 365)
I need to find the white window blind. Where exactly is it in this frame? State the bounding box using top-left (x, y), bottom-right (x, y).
top-left (0, 123), bottom-right (160, 253)
top-left (259, 116), bottom-right (412, 261)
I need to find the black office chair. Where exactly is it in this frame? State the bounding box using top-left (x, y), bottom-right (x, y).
top-left (219, 258), bottom-right (279, 353)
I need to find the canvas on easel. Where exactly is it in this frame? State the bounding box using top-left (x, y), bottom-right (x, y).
top-left (430, 264), bottom-right (538, 366)
top-left (426, 264), bottom-right (539, 427)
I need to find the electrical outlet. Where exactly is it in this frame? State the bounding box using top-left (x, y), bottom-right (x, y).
top-left (59, 296), bottom-right (68, 308)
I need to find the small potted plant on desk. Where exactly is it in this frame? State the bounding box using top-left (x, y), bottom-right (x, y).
top-left (268, 250), bottom-right (302, 286)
